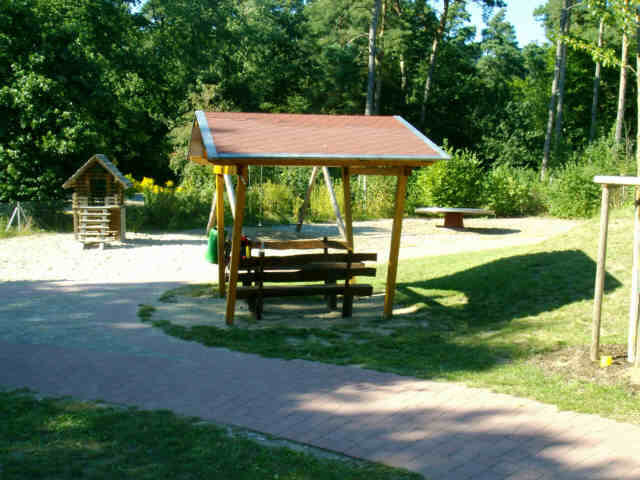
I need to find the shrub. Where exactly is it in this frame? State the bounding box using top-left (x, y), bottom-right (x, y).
top-left (483, 165), bottom-right (546, 217)
top-left (246, 181), bottom-right (300, 224)
top-left (352, 175), bottom-right (397, 219)
top-left (126, 176), bottom-right (213, 231)
top-left (307, 179), bottom-right (345, 223)
top-left (546, 138), bottom-right (634, 218)
top-left (414, 149), bottom-right (484, 208)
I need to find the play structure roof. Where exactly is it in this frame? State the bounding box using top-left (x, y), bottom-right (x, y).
top-left (62, 154), bottom-right (132, 189)
top-left (188, 111), bottom-right (449, 166)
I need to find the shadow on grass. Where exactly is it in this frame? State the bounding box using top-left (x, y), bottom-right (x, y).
top-left (395, 249), bottom-right (620, 328)
top-left (137, 250), bottom-right (624, 381)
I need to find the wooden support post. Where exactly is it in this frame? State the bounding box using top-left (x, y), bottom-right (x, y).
top-left (591, 184), bottom-right (610, 362)
top-left (296, 166), bottom-right (320, 232)
top-left (629, 187), bottom-right (640, 363)
top-left (341, 167), bottom-right (354, 251)
top-left (224, 173), bottom-right (237, 220)
top-left (216, 173), bottom-right (226, 297)
top-left (120, 207), bottom-right (126, 242)
top-left (206, 188), bottom-right (217, 234)
top-left (325, 167), bottom-right (347, 240)
top-left (225, 167), bottom-right (248, 325)
top-left (384, 169), bottom-right (409, 318)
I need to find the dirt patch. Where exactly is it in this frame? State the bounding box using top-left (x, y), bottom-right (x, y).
top-left (529, 344), bottom-right (640, 394)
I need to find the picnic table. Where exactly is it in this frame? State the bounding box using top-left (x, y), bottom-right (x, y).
top-left (415, 207), bottom-right (494, 228)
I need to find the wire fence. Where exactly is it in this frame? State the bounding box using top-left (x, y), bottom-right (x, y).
top-left (0, 200), bottom-right (73, 232)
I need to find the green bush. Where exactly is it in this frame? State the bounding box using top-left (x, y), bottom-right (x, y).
top-left (127, 185), bottom-right (213, 232)
top-left (246, 181), bottom-right (301, 224)
top-left (546, 138), bottom-right (634, 218)
top-left (483, 165), bottom-right (546, 216)
top-left (352, 175), bottom-right (397, 219)
top-left (415, 149), bottom-right (484, 208)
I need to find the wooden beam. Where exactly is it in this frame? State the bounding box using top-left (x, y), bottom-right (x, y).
top-left (341, 167), bottom-right (354, 251)
top-left (324, 167), bottom-right (347, 239)
top-left (216, 173), bottom-right (226, 298)
top-left (213, 165), bottom-right (238, 175)
top-left (591, 184), bottom-right (610, 361)
top-left (349, 167), bottom-right (408, 176)
top-left (240, 252), bottom-right (376, 269)
top-left (225, 166), bottom-right (248, 325)
top-left (249, 239), bottom-right (350, 251)
top-left (384, 169), bottom-right (409, 318)
top-left (296, 166), bottom-right (320, 232)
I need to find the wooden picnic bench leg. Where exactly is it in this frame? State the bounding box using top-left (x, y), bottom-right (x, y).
top-left (225, 166), bottom-right (248, 326)
top-left (323, 236), bottom-right (338, 310)
top-left (342, 167), bottom-right (354, 252)
top-left (443, 212), bottom-right (464, 228)
top-left (384, 168), bottom-right (409, 318)
top-left (342, 250), bottom-right (353, 317)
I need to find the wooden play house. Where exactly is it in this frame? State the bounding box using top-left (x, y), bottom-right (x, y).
top-left (63, 154), bottom-right (132, 245)
top-left (188, 111), bottom-right (449, 324)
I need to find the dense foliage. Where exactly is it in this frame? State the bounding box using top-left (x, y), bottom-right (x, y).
top-left (1, 0), bottom-right (639, 221)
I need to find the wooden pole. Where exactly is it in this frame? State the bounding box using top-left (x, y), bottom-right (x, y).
top-left (629, 187), bottom-right (640, 362)
top-left (591, 184), bottom-right (610, 361)
top-left (341, 167), bottom-right (354, 251)
top-left (324, 167), bottom-right (347, 240)
top-left (384, 169), bottom-right (409, 318)
top-left (225, 167), bottom-right (248, 325)
top-left (224, 174), bottom-right (237, 220)
top-left (296, 166), bottom-right (320, 232)
top-left (206, 188), bottom-right (217, 234)
top-left (216, 173), bottom-right (226, 297)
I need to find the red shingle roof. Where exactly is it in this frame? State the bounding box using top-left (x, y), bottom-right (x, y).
top-left (188, 112), bottom-right (448, 167)
top-left (202, 111), bottom-right (445, 159)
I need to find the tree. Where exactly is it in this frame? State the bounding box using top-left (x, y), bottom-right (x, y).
top-left (418, 0), bottom-right (505, 130)
top-left (365, 0), bottom-right (383, 114)
top-left (0, 0), bottom-right (174, 201)
top-left (614, 0), bottom-right (630, 144)
top-left (590, 16), bottom-right (606, 141)
top-left (541, 0), bottom-right (572, 181)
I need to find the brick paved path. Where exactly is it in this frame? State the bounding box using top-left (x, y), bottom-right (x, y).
top-left (1, 280), bottom-right (640, 479)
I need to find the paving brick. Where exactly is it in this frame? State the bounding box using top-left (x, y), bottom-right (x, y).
top-left (5, 281), bottom-right (640, 480)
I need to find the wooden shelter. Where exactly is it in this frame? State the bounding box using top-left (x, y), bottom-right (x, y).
top-left (63, 154), bottom-right (132, 245)
top-left (188, 111), bottom-right (449, 324)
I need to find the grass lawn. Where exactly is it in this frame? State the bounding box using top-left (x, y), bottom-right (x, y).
top-left (0, 389), bottom-right (421, 479)
top-left (146, 208), bottom-right (640, 425)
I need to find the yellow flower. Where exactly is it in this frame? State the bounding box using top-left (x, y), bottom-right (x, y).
top-left (140, 177), bottom-right (155, 189)
top-left (165, 180), bottom-right (174, 188)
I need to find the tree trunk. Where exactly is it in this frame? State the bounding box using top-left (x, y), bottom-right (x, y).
top-left (365, 0), bottom-right (383, 115)
top-left (615, 28), bottom-right (629, 145)
top-left (420, 0), bottom-right (449, 129)
top-left (541, 0), bottom-right (569, 181)
top-left (400, 54), bottom-right (407, 103)
top-left (554, 1), bottom-right (572, 147)
top-left (374, 0), bottom-right (387, 114)
top-left (637, 20), bottom-right (640, 176)
top-left (590, 17), bottom-right (605, 142)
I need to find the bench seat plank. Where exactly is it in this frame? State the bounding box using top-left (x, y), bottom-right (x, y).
top-left (236, 283), bottom-right (373, 299)
top-left (238, 266), bottom-right (376, 284)
top-left (240, 252), bottom-right (376, 269)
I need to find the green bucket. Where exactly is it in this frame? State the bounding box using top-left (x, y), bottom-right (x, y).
top-left (205, 229), bottom-right (218, 264)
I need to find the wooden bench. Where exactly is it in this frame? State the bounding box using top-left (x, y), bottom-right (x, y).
top-left (415, 207), bottom-right (494, 228)
top-left (233, 237), bottom-right (377, 319)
